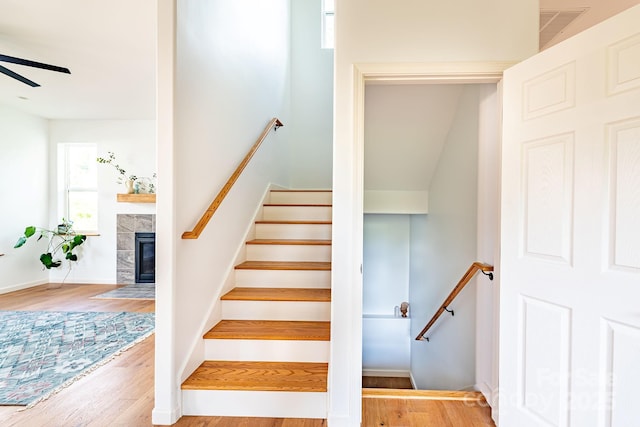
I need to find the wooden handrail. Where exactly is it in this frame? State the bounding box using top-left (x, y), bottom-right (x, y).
top-left (182, 118), bottom-right (283, 239)
top-left (415, 262), bottom-right (494, 341)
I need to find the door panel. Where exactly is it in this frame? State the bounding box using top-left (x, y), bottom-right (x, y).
top-left (500, 5), bottom-right (640, 427)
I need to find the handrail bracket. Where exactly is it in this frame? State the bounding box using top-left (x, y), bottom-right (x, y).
top-left (481, 270), bottom-right (494, 281)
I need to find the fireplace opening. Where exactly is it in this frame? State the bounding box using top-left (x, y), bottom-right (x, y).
top-left (135, 232), bottom-right (156, 283)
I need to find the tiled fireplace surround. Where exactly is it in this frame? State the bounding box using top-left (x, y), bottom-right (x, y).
top-left (116, 214), bottom-right (155, 284)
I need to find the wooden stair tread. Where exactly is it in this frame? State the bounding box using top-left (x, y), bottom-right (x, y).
top-left (235, 261), bottom-right (331, 271)
top-left (204, 320), bottom-right (330, 340)
top-left (181, 361), bottom-right (328, 392)
top-left (221, 287), bottom-right (330, 302)
top-left (247, 239), bottom-right (331, 246)
top-left (362, 388), bottom-right (486, 401)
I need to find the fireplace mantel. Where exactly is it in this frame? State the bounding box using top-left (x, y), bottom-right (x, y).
top-left (117, 193), bottom-right (156, 203)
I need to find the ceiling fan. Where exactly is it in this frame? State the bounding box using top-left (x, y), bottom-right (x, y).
top-left (0, 54), bottom-right (70, 87)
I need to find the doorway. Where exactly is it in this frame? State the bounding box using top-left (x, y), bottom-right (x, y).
top-left (346, 64), bottom-right (505, 414)
top-left (361, 81), bottom-right (499, 393)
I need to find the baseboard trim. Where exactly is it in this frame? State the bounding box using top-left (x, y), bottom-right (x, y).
top-left (0, 279), bottom-right (47, 295)
top-left (48, 278), bottom-right (117, 285)
top-left (362, 369), bottom-right (410, 378)
top-left (362, 388), bottom-right (486, 402)
top-left (409, 371), bottom-right (417, 389)
top-left (327, 414), bottom-right (358, 427)
top-left (151, 406), bottom-right (181, 425)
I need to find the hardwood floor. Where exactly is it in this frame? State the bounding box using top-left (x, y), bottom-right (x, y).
top-left (362, 376), bottom-right (413, 389)
top-left (0, 283), bottom-right (495, 426)
top-left (362, 396), bottom-right (495, 427)
top-left (0, 283), bottom-right (154, 313)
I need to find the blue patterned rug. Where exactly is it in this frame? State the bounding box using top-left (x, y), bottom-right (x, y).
top-left (92, 283), bottom-right (155, 300)
top-left (0, 310), bottom-right (154, 407)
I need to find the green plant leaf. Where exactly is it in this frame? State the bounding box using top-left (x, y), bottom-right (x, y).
top-left (40, 252), bottom-right (61, 269)
top-left (37, 234), bottom-right (44, 241)
top-left (66, 253), bottom-right (78, 261)
top-left (14, 236), bottom-right (27, 248)
top-left (24, 226), bottom-right (36, 238)
top-left (62, 244), bottom-right (70, 253)
top-left (69, 235), bottom-right (87, 250)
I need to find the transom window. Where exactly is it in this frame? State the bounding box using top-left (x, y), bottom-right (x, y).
top-left (321, 0), bottom-right (335, 49)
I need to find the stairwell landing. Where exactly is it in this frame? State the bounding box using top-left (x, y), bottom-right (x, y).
top-left (181, 189), bottom-right (332, 419)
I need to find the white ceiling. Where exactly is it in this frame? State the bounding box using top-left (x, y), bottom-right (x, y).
top-left (0, 1), bottom-right (636, 121)
top-left (364, 85), bottom-right (463, 192)
top-left (0, 0), bottom-right (156, 120)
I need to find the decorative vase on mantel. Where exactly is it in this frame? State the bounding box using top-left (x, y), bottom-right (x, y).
top-left (125, 180), bottom-right (135, 194)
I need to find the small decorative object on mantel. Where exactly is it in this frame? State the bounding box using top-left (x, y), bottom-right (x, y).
top-left (14, 218), bottom-right (86, 272)
top-left (125, 179), bottom-right (135, 194)
top-left (97, 151), bottom-right (156, 194)
top-left (400, 301), bottom-right (410, 318)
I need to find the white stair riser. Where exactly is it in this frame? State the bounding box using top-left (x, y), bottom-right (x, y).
top-left (263, 206), bottom-right (332, 221)
top-left (235, 269), bottom-right (331, 288)
top-left (204, 339), bottom-right (329, 362)
top-left (246, 244), bottom-right (331, 262)
top-left (221, 301), bottom-right (330, 321)
top-left (255, 223), bottom-right (332, 240)
top-left (269, 191), bottom-right (332, 205)
top-left (182, 390), bottom-right (327, 418)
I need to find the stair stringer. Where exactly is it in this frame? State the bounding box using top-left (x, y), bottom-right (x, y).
top-left (178, 184), bottom-right (274, 383)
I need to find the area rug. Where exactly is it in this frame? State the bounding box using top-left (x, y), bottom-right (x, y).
top-left (0, 310), bottom-right (155, 407)
top-left (92, 283), bottom-right (155, 300)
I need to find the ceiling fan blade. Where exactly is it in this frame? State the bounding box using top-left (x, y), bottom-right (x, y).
top-left (0, 54), bottom-right (70, 74)
top-left (0, 64), bottom-right (39, 87)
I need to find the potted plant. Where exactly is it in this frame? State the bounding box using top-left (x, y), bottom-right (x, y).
top-left (14, 218), bottom-right (87, 270)
top-left (96, 151), bottom-right (137, 193)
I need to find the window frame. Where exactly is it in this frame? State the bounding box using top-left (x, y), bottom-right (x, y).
top-left (60, 143), bottom-right (99, 233)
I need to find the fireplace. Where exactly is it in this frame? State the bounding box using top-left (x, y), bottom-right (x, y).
top-left (116, 214), bottom-right (155, 284)
top-left (135, 233), bottom-right (156, 283)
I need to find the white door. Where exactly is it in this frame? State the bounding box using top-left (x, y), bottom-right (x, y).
top-left (500, 5), bottom-right (640, 427)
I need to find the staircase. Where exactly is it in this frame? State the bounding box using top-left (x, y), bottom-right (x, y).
top-left (181, 189), bottom-right (332, 419)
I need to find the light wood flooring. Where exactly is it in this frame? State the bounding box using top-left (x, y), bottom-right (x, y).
top-left (181, 361), bottom-right (328, 392)
top-left (362, 376), bottom-right (413, 389)
top-left (363, 393), bottom-right (495, 427)
top-left (204, 320), bottom-right (330, 340)
top-left (0, 283), bottom-right (495, 426)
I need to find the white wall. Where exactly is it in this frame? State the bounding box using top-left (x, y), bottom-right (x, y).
top-left (362, 215), bottom-right (410, 316)
top-left (289, 0), bottom-right (334, 188)
top-left (154, 0), bottom-right (292, 421)
top-left (364, 85), bottom-right (463, 193)
top-left (362, 214), bottom-right (411, 373)
top-left (47, 120), bottom-right (156, 284)
top-left (409, 85), bottom-right (481, 390)
top-left (0, 106), bottom-right (49, 293)
top-left (331, 1), bottom-right (538, 424)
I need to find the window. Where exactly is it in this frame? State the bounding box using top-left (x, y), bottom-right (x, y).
top-left (61, 144), bottom-right (98, 232)
top-left (321, 0), bottom-right (335, 49)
